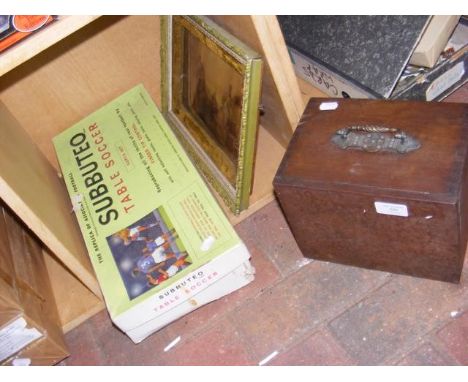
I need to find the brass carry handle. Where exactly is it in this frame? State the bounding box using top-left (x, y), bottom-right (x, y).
top-left (332, 125), bottom-right (421, 154)
top-left (336, 125), bottom-right (406, 139)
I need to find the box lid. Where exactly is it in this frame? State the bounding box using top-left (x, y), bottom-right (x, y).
top-left (275, 98), bottom-right (468, 203)
top-left (278, 15), bottom-right (430, 98)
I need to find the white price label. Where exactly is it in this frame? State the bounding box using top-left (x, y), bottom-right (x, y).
top-left (426, 61), bottom-right (465, 101)
top-left (374, 201), bottom-right (409, 217)
top-left (319, 101), bottom-right (339, 111)
top-left (0, 318), bottom-right (42, 362)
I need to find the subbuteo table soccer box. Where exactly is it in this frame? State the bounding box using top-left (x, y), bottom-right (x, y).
top-left (53, 85), bottom-right (254, 343)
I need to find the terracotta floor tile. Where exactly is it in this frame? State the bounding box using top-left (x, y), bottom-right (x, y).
top-left (231, 260), bottom-right (389, 358)
top-left (397, 342), bottom-right (460, 366)
top-left (329, 273), bottom-right (468, 365)
top-left (123, 328), bottom-right (174, 366)
top-left (436, 311), bottom-right (468, 365)
top-left (64, 308), bottom-right (179, 366)
top-left (86, 309), bottom-right (113, 333)
top-left (64, 319), bottom-right (106, 365)
top-left (165, 245), bottom-right (281, 340)
top-left (158, 317), bottom-right (255, 365)
top-left (236, 200), bottom-right (306, 277)
top-left (105, 326), bottom-right (169, 365)
top-left (269, 328), bottom-right (355, 366)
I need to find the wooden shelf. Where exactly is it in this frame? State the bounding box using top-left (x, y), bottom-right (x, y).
top-left (0, 15), bottom-right (327, 335)
top-left (0, 16), bottom-right (100, 77)
top-left (44, 250), bottom-right (104, 333)
top-left (209, 16), bottom-right (304, 148)
top-left (0, 15), bottom-right (161, 334)
top-left (0, 16), bottom-right (161, 171)
top-left (0, 16), bottom-right (107, 334)
top-left (297, 76), bottom-right (328, 104)
top-left (0, 101), bottom-right (101, 298)
top-left (0, 100), bottom-right (105, 332)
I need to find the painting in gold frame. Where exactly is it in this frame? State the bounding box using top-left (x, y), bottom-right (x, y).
top-left (161, 16), bottom-right (263, 215)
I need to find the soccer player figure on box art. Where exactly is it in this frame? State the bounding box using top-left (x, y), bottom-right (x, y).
top-left (143, 228), bottom-right (178, 254)
top-left (114, 223), bottom-right (158, 246)
top-left (145, 253), bottom-right (192, 286)
top-left (132, 244), bottom-right (176, 276)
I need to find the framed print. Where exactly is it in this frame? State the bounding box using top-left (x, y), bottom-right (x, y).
top-left (161, 15), bottom-right (263, 215)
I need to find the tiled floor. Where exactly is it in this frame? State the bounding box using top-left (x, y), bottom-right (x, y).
top-left (61, 198), bottom-right (468, 366)
top-left (61, 87), bottom-right (468, 366)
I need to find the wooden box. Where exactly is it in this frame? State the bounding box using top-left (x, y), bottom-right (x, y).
top-left (274, 98), bottom-right (468, 283)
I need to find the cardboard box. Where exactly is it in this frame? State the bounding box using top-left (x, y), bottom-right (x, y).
top-left (279, 15), bottom-right (465, 101)
top-left (409, 15), bottom-right (460, 68)
top-left (0, 206), bottom-right (68, 365)
top-left (393, 18), bottom-right (468, 101)
top-left (279, 15), bottom-right (431, 99)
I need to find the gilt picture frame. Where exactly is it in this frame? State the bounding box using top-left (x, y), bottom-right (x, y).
top-left (161, 15), bottom-right (263, 215)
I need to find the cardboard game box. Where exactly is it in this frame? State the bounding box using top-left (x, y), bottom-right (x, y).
top-left (53, 85), bottom-right (254, 343)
